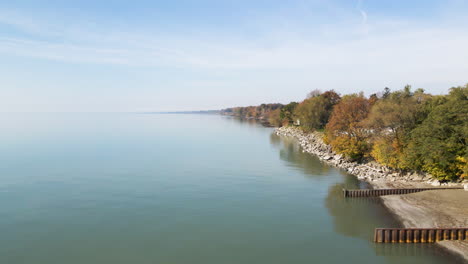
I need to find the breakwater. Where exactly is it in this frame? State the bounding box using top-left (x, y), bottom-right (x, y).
top-left (275, 126), bottom-right (464, 187)
top-left (374, 228), bottom-right (468, 243)
top-left (343, 187), bottom-right (464, 197)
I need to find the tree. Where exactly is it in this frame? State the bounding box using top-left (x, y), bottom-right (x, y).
top-left (267, 108), bottom-right (282, 127)
top-left (382, 87), bottom-right (391, 99)
top-left (280, 102), bottom-right (298, 125)
top-left (404, 85), bottom-right (467, 180)
top-left (307, 89), bottom-right (322, 98)
top-left (320, 90), bottom-right (341, 126)
top-left (294, 97), bottom-right (324, 130)
top-left (325, 95), bottom-right (371, 160)
top-left (294, 90), bottom-right (340, 131)
top-left (364, 86), bottom-right (433, 168)
top-left (368, 93), bottom-right (379, 106)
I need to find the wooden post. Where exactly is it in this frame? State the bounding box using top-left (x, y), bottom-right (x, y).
top-left (436, 230), bottom-right (443, 241)
top-left (451, 229), bottom-right (458, 240)
top-left (421, 229), bottom-right (427, 243)
top-left (377, 229), bottom-right (383, 243)
top-left (428, 230), bottom-right (435, 243)
top-left (407, 230), bottom-right (413, 243)
top-left (414, 230), bottom-right (420, 243)
top-left (444, 229), bottom-right (450, 240)
top-left (399, 230), bottom-right (406, 243)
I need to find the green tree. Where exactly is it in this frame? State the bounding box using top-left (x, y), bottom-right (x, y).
top-left (364, 86), bottom-right (432, 168)
top-left (404, 85), bottom-right (467, 180)
top-left (294, 90), bottom-right (340, 131)
top-left (280, 102), bottom-right (298, 125)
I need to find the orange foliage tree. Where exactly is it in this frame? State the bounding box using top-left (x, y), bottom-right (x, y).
top-left (325, 95), bottom-right (371, 160)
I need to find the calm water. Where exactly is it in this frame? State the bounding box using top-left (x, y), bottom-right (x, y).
top-left (0, 113), bottom-right (462, 263)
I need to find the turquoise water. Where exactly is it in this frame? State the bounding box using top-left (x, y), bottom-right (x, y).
top-left (0, 113), bottom-right (462, 263)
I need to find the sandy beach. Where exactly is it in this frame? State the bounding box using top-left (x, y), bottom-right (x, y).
top-left (372, 181), bottom-right (468, 260)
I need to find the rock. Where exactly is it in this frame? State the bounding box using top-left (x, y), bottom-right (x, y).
top-left (333, 154), bottom-right (342, 160)
top-left (414, 176), bottom-right (424, 181)
top-left (464, 184), bottom-right (468, 191)
top-left (275, 126), bottom-right (461, 186)
top-left (431, 180), bottom-right (441, 186)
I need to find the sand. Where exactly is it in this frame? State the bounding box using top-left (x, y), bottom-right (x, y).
top-left (371, 180), bottom-right (468, 260)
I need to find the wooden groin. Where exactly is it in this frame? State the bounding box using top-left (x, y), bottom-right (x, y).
top-left (374, 228), bottom-right (468, 243)
top-left (343, 187), bottom-right (462, 197)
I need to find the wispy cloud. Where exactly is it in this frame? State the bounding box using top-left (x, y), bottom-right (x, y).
top-left (1, 13), bottom-right (467, 74)
top-left (1, 2), bottom-right (468, 112)
top-left (356, 0), bottom-right (369, 35)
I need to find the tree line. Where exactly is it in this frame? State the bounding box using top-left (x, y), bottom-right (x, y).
top-left (220, 84), bottom-right (467, 181)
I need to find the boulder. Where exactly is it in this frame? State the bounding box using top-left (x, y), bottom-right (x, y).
top-left (430, 180), bottom-right (441, 186)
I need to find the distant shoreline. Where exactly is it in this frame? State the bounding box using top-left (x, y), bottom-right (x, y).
top-left (140, 110), bottom-right (220, 114)
top-left (275, 126), bottom-right (468, 261)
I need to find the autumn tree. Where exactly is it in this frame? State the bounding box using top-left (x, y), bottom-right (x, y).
top-left (325, 94), bottom-right (371, 160)
top-left (267, 108), bottom-right (282, 127)
top-left (221, 104), bottom-right (284, 123)
top-left (364, 86), bottom-right (432, 168)
top-left (280, 102), bottom-right (298, 125)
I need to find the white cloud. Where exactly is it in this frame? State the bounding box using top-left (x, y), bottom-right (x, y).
top-left (2, 23), bottom-right (466, 78)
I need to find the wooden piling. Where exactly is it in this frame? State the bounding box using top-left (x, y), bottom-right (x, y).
top-left (391, 230), bottom-right (398, 243)
top-left (414, 230), bottom-right (420, 243)
top-left (399, 229), bottom-right (406, 243)
top-left (444, 230), bottom-right (450, 240)
top-left (407, 229), bottom-right (413, 243)
top-left (451, 229), bottom-right (457, 240)
top-left (376, 229), bottom-right (383, 243)
top-left (428, 230), bottom-right (435, 242)
top-left (343, 187), bottom-right (462, 198)
top-left (421, 229), bottom-right (427, 243)
top-left (459, 229), bottom-right (466, 240)
top-left (374, 228), bottom-right (468, 243)
top-left (436, 229), bottom-right (443, 242)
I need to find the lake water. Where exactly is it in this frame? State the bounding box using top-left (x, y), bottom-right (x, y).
top-left (0, 113), bottom-right (462, 263)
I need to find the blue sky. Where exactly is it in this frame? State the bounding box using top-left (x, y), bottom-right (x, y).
top-left (1, 0), bottom-right (468, 112)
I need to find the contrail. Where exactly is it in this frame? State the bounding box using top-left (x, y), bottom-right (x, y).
top-left (360, 10), bottom-right (368, 25)
top-left (357, 0), bottom-right (368, 25)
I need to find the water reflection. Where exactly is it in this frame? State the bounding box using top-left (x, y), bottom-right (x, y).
top-left (325, 181), bottom-right (402, 240)
top-left (270, 133), bottom-right (331, 176)
top-left (373, 243), bottom-right (459, 257)
top-left (271, 131), bottom-right (401, 239)
top-left (222, 116), bottom-right (263, 127)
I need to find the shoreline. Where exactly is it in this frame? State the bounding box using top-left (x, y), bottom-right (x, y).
top-left (275, 126), bottom-right (468, 261)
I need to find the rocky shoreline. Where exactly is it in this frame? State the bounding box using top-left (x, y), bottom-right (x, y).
top-left (275, 126), bottom-right (468, 261)
top-left (275, 126), bottom-right (464, 187)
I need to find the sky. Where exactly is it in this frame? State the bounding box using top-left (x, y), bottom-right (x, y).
top-left (1, 0), bottom-right (467, 112)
